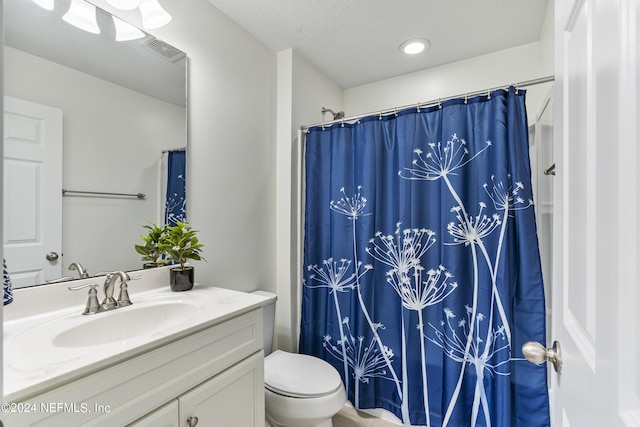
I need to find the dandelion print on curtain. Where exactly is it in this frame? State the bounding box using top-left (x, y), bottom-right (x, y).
top-left (165, 149), bottom-right (186, 226)
top-left (300, 87), bottom-right (550, 427)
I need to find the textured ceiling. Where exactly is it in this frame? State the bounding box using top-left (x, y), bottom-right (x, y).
top-left (206, 0), bottom-right (550, 88)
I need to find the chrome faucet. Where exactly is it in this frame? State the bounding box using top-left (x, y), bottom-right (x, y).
top-left (48, 261), bottom-right (90, 283)
top-left (102, 271), bottom-right (130, 311)
top-left (68, 271), bottom-right (139, 315)
top-left (68, 262), bottom-right (89, 279)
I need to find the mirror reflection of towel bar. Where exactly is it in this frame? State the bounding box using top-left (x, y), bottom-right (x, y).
top-left (544, 163), bottom-right (556, 176)
top-left (62, 189), bottom-right (146, 199)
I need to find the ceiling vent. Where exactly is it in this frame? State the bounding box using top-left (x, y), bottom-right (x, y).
top-left (144, 38), bottom-right (186, 62)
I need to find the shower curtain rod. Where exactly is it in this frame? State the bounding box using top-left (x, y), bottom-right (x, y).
top-left (162, 147), bottom-right (186, 153)
top-left (301, 75), bottom-right (555, 131)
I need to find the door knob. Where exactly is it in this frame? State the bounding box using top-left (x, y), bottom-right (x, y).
top-left (187, 416), bottom-right (199, 426)
top-left (522, 340), bottom-right (563, 373)
top-left (46, 252), bottom-right (59, 261)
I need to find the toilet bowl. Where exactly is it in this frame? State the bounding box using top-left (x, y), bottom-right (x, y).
top-left (251, 291), bottom-right (346, 427)
top-left (264, 350), bottom-right (346, 427)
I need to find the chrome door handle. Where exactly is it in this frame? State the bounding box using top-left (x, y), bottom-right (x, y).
top-left (522, 340), bottom-right (563, 373)
top-left (46, 251), bottom-right (60, 261)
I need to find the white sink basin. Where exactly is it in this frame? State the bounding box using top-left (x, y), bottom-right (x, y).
top-left (12, 294), bottom-right (205, 352)
top-left (52, 300), bottom-right (203, 348)
top-left (5, 292), bottom-right (210, 375)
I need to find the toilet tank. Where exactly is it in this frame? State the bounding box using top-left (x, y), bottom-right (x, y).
top-left (251, 290), bottom-right (277, 356)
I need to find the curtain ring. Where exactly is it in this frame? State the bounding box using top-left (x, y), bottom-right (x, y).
top-left (515, 83), bottom-right (519, 94)
top-left (438, 98), bottom-right (442, 109)
top-left (416, 103), bottom-right (421, 113)
top-left (341, 117), bottom-right (345, 127)
top-left (487, 88), bottom-right (491, 99)
top-left (464, 94), bottom-right (468, 104)
top-left (394, 108), bottom-right (398, 117)
top-left (379, 112), bottom-right (383, 120)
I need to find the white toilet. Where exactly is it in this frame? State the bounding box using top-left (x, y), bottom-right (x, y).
top-left (252, 291), bottom-right (346, 427)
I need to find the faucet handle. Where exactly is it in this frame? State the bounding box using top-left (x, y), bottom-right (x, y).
top-left (117, 281), bottom-right (132, 307)
top-left (68, 283), bottom-right (102, 315)
top-left (116, 273), bottom-right (141, 307)
top-left (68, 282), bottom-right (98, 291)
top-left (46, 276), bottom-right (74, 283)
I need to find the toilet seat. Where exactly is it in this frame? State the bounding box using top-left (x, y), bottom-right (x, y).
top-left (264, 350), bottom-right (343, 398)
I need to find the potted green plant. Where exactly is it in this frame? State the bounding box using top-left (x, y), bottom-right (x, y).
top-left (162, 221), bottom-right (206, 291)
top-left (134, 222), bottom-right (168, 268)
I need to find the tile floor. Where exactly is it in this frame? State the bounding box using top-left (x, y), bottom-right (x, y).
top-left (332, 405), bottom-right (400, 427)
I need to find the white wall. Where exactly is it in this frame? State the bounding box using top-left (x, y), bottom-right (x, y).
top-left (344, 41), bottom-right (553, 123)
top-left (275, 50), bottom-right (343, 351)
top-left (91, 0), bottom-right (279, 294)
top-left (4, 46), bottom-right (184, 275)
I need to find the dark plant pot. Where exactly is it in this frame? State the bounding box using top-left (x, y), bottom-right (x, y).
top-left (143, 262), bottom-right (159, 269)
top-left (170, 267), bottom-right (194, 292)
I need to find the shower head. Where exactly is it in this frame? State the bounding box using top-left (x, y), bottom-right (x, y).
top-left (322, 107), bottom-right (345, 121)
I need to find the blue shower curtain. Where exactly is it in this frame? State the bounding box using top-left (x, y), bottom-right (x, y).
top-left (164, 149), bottom-right (186, 226)
top-left (300, 87), bottom-right (550, 427)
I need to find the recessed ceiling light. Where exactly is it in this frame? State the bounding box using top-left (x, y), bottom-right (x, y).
top-left (400, 38), bottom-right (430, 55)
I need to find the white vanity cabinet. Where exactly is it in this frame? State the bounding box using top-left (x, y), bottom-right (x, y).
top-left (5, 308), bottom-right (265, 427)
top-left (129, 352), bottom-right (263, 427)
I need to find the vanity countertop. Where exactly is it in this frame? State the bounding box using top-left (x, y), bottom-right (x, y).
top-left (4, 283), bottom-right (270, 402)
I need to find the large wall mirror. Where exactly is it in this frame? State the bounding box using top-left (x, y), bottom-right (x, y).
top-left (4, 0), bottom-right (187, 288)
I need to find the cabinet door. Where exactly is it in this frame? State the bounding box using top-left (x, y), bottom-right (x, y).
top-left (179, 351), bottom-right (264, 427)
top-left (128, 401), bottom-right (179, 427)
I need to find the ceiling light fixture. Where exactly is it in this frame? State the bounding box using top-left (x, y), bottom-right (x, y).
top-left (113, 15), bottom-right (146, 41)
top-left (32, 0), bottom-right (55, 11)
top-left (106, 0), bottom-right (140, 10)
top-left (138, 0), bottom-right (172, 29)
top-left (400, 38), bottom-right (430, 55)
top-left (63, 0), bottom-right (100, 34)
top-left (39, 0), bottom-right (172, 38)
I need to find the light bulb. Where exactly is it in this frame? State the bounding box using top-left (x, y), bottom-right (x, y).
top-left (32, 0), bottom-right (55, 11)
top-left (106, 0), bottom-right (140, 10)
top-left (113, 16), bottom-right (146, 41)
top-left (63, 0), bottom-right (100, 34)
top-left (138, 0), bottom-right (172, 29)
top-left (400, 38), bottom-right (430, 55)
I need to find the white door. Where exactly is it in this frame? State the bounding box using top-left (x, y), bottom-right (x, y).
top-left (3, 96), bottom-right (63, 287)
top-left (549, 0), bottom-right (640, 425)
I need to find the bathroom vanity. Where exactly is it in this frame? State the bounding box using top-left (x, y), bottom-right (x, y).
top-left (3, 269), bottom-right (268, 426)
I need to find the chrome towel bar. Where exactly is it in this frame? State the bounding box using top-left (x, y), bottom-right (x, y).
top-left (62, 189), bottom-right (146, 199)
